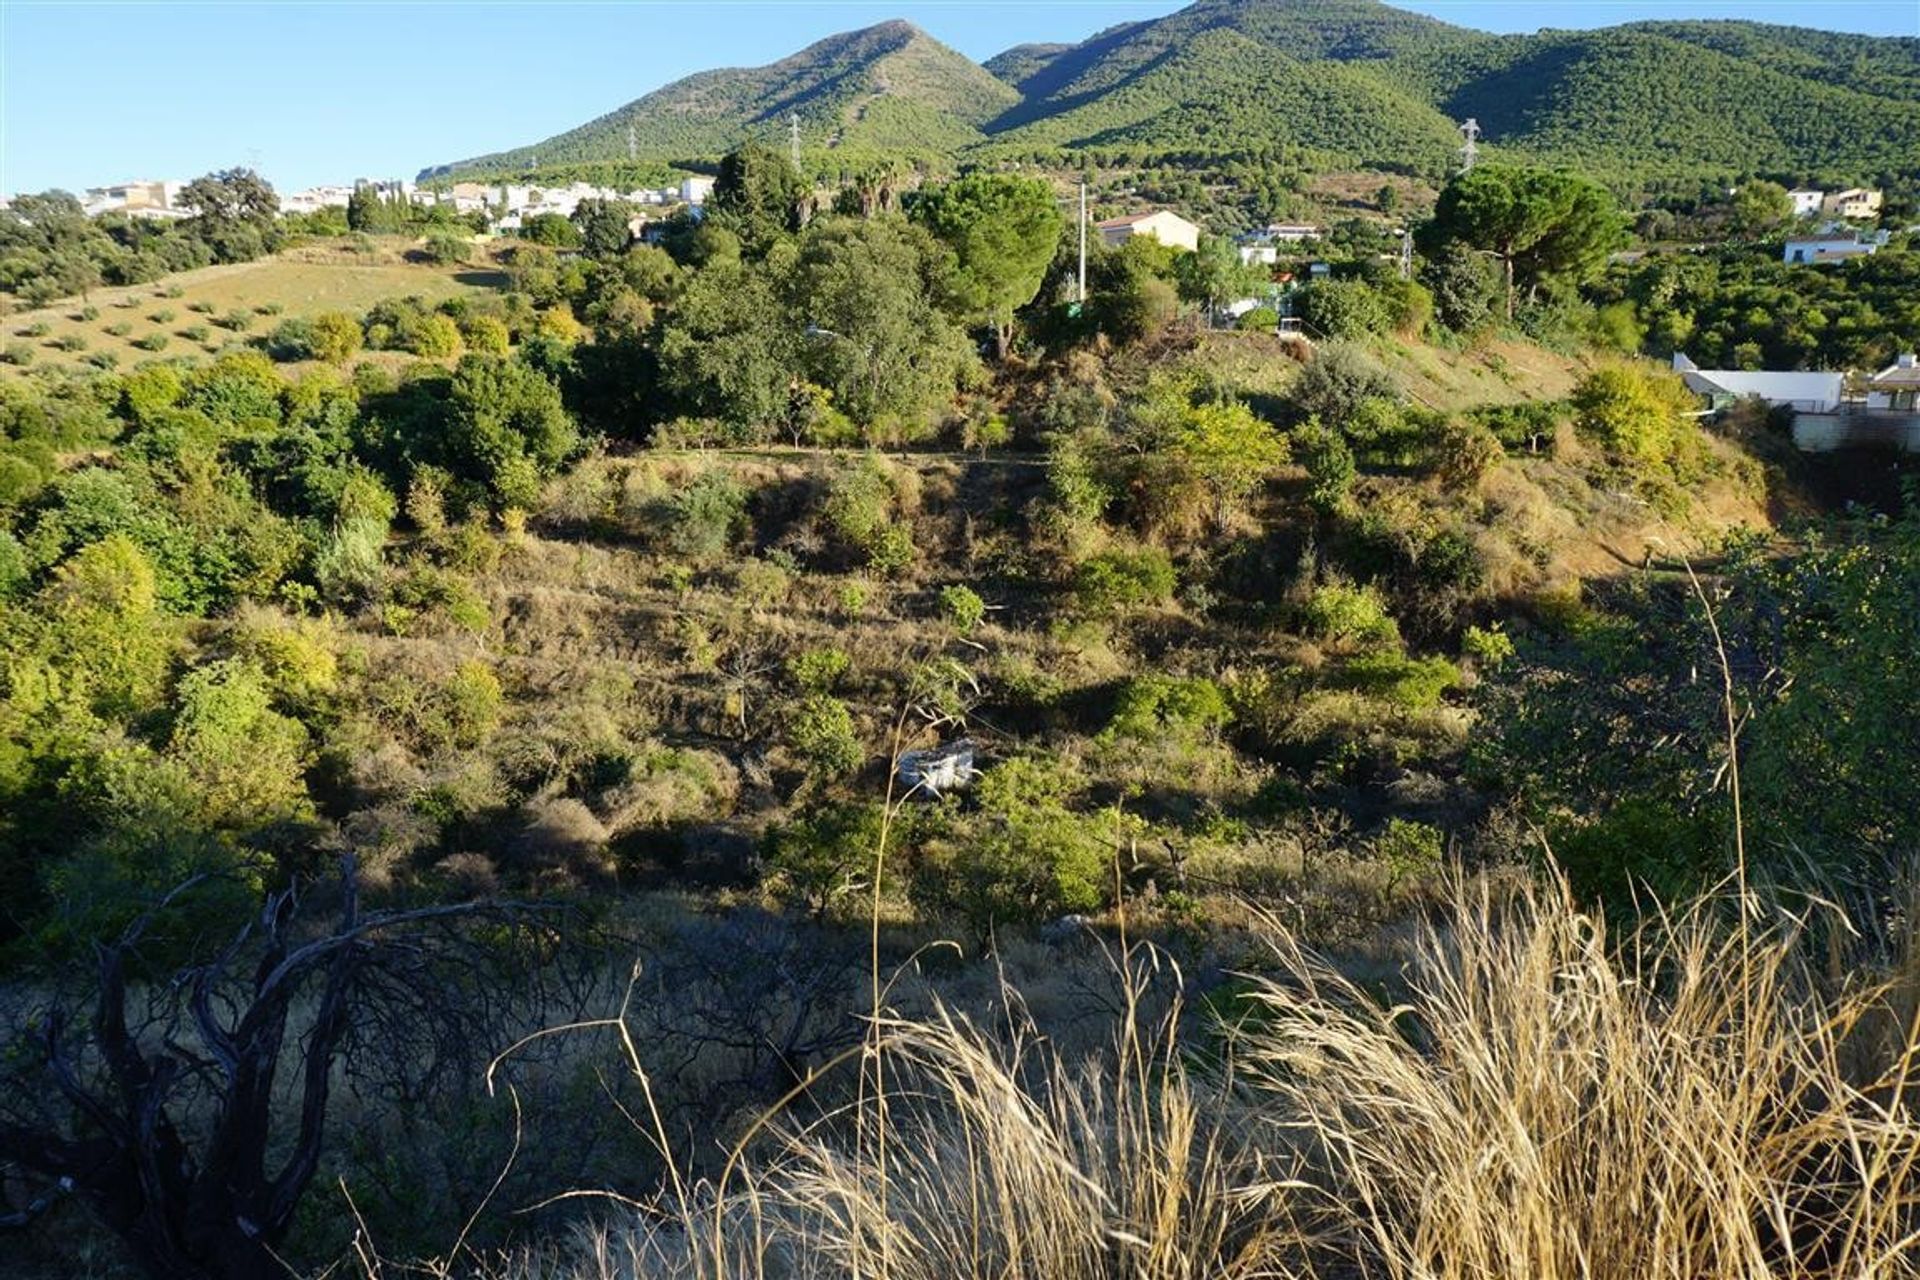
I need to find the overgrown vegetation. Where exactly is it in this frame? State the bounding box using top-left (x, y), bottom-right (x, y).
top-left (2, 110), bottom-right (1916, 1280)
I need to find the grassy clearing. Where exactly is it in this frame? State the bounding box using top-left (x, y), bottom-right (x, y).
top-left (0, 237), bottom-right (508, 378)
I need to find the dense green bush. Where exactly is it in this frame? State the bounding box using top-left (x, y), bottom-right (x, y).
top-left (1103, 674), bottom-right (1231, 742)
top-left (1295, 279), bottom-right (1390, 339)
top-left (664, 471), bottom-right (748, 561)
top-left (1073, 546), bottom-right (1176, 616)
top-left (787, 694), bottom-right (863, 777)
top-left (939, 584), bottom-right (987, 633)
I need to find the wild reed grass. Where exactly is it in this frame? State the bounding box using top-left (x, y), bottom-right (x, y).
top-left (443, 873), bottom-right (1918, 1280)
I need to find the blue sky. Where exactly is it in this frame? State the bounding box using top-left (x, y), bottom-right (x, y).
top-left (3, 0), bottom-right (1915, 195)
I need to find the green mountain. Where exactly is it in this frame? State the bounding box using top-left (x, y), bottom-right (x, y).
top-left (427, 0), bottom-right (1920, 185)
top-left (978, 25), bottom-right (1462, 169)
top-left (431, 20), bottom-right (1018, 177)
top-left (982, 42), bottom-right (1075, 89)
top-left (1410, 28), bottom-right (1920, 180)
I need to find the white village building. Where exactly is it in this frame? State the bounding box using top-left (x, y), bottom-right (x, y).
top-left (1673, 353), bottom-right (1843, 414)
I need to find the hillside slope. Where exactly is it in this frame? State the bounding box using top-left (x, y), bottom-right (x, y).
top-left (978, 25), bottom-right (1462, 168)
top-left (432, 20), bottom-right (1018, 176)
top-left (428, 0), bottom-right (1920, 183)
top-left (1400, 28), bottom-right (1920, 178)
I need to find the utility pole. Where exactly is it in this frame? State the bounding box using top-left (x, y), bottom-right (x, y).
top-left (628, 122), bottom-right (637, 161)
top-left (1399, 225), bottom-right (1413, 280)
top-left (1077, 180), bottom-right (1088, 304)
top-left (790, 113), bottom-right (802, 170)
top-left (1458, 118), bottom-right (1480, 173)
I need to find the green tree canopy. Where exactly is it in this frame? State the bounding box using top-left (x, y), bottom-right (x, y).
top-left (912, 173), bottom-right (1064, 360)
top-left (571, 197), bottom-right (635, 259)
top-left (788, 216), bottom-right (976, 435)
top-left (1420, 166), bottom-right (1623, 316)
top-left (709, 143), bottom-right (806, 258)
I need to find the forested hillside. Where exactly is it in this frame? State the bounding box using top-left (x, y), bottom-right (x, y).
top-left (430, 0), bottom-right (1920, 187)
top-left (1406, 28), bottom-right (1920, 180)
top-left (431, 19), bottom-right (1017, 177)
top-left (976, 26), bottom-right (1462, 169)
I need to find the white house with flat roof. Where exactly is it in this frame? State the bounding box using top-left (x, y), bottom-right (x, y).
top-left (1788, 188), bottom-right (1825, 217)
top-left (1784, 230), bottom-right (1887, 264)
top-left (1673, 353), bottom-right (1843, 413)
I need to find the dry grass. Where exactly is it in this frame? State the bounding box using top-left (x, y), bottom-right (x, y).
top-left (400, 872), bottom-right (1918, 1280)
top-left (1238, 878), bottom-right (1920, 1280)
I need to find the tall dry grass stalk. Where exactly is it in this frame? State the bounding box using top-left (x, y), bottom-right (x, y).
top-left (469, 874), bottom-right (1918, 1280)
top-left (1235, 875), bottom-right (1920, 1280)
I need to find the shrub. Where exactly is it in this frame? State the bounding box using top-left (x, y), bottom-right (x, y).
top-left (215, 308), bottom-right (252, 333)
top-left (148, 308), bottom-right (176, 324)
top-left (1073, 547), bottom-right (1176, 616)
top-left (1421, 243), bottom-right (1504, 333)
top-left (765, 802), bottom-right (887, 916)
top-left (103, 321), bottom-right (133, 337)
top-left (440, 660), bottom-right (504, 748)
top-left (1571, 365), bottom-right (1695, 467)
top-left (460, 314), bottom-right (511, 355)
top-left (407, 313), bottom-right (463, 358)
top-left (1296, 279), bottom-right (1390, 339)
top-left (420, 233), bottom-right (471, 266)
top-left (1303, 581), bottom-right (1399, 649)
top-left (735, 557), bottom-right (791, 608)
top-left (822, 462), bottom-right (894, 550)
top-left (1237, 306), bottom-right (1279, 333)
top-left (939, 584), bottom-right (986, 633)
top-left (916, 755), bottom-right (1118, 931)
top-left (865, 524), bottom-right (915, 576)
top-left (180, 324), bottom-right (210, 343)
top-left (1373, 817), bottom-right (1444, 887)
top-left (1294, 421), bottom-right (1356, 514)
top-left (1, 341), bottom-right (32, 366)
top-left (266, 318), bottom-right (317, 361)
top-left (787, 647), bottom-right (851, 693)
top-left (664, 471), bottom-right (747, 561)
top-left (17, 321), bottom-right (51, 337)
top-left (187, 300), bottom-right (215, 315)
top-left (131, 332), bottom-right (169, 352)
top-left (50, 333), bottom-right (88, 352)
top-left (1462, 623), bottom-right (1515, 668)
top-left (1431, 416), bottom-right (1504, 489)
top-left (1103, 674), bottom-right (1231, 742)
top-left (309, 311), bottom-right (363, 364)
top-left (84, 351), bottom-right (119, 370)
top-left (787, 694), bottom-right (863, 777)
top-left (1341, 650), bottom-right (1461, 710)
top-left (1292, 344), bottom-right (1398, 427)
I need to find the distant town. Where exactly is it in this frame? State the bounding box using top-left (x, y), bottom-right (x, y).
top-left (5, 172), bottom-right (719, 230)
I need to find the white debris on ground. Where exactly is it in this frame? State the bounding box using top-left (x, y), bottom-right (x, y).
top-left (896, 739), bottom-right (979, 796)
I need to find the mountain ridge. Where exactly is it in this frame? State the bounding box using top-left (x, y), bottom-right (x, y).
top-left (424, 0), bottom-right (1920, 184)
